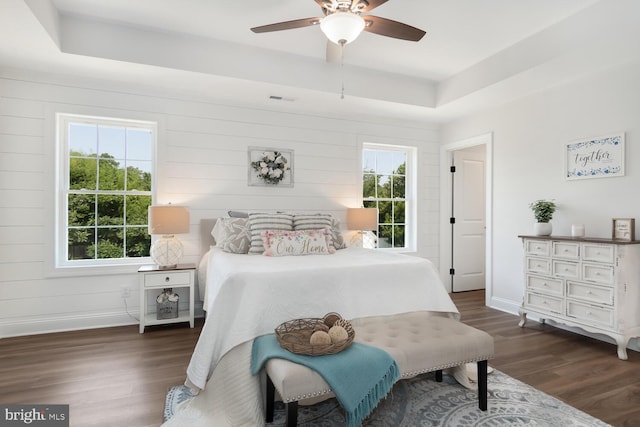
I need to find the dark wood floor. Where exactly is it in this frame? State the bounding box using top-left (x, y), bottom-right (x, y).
top-left (1, 290), bottom-right (639, 426)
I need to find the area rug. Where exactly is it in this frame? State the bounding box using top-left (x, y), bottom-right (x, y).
top-left (164, 369), bottom-right (611, 426)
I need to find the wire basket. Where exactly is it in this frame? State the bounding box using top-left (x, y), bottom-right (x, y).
top-left (275, 313), bottom-right (354, 356)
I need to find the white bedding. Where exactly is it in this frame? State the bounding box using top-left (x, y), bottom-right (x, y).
top-left (188, 247), bottom-right (458, 389)
top-left (166, 247), bottom-right (459, 427)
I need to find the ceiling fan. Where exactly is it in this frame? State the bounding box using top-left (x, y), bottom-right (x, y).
top-left (251, 0), bottom-right (426, 52)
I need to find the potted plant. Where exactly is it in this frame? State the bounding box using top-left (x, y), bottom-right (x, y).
top-left (529, 199), bottom-right (556, 236)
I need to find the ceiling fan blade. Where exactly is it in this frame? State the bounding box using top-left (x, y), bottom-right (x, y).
top-left (356, 0), bottom-right (388, 12)
top-left (251, 17), bottom-right (320, 33)
top-left (314, 0), bottom-right (335, 12)
top-left (363, 15), bottom-right (426, 41)
top-left (326, 40), bottom-right (341, 62)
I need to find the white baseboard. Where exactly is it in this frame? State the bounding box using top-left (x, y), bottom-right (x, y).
top-left (0, 311), bottom-right (139, 338)
top-left (1, 304), bottom-right (205, 338)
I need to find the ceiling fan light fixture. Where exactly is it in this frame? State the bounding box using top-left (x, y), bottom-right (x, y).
top-left (320, 12), bottom-right (365, 45)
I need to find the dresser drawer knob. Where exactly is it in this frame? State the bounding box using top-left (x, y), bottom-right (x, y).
top-left (564, 249), bottom-right (569, 252)
top-left (165, 277), bottom-right (170, 282)
top-left (595, 272), bottom-right (601, 276)
top-left (587, 311), bottom-right (593, 316)
top-left (587, 290), bottom-right (593, 294)
top-left (543, 282), bottom-right (548, 287)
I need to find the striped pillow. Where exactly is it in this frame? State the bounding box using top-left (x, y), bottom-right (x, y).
top-left (248, 213), bottom-right (294, 255)
top-left (292, 214), bottom-right (333, 231)
top-left (293, 214), bottom-right (346, 250)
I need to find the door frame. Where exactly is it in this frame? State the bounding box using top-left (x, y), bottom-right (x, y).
top-left (439, 133), bottom-right (493, 306)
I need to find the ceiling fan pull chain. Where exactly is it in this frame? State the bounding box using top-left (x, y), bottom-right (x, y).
top-left (340, 40), bottom-right (345, 99)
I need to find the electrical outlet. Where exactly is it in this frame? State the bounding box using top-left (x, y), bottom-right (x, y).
top-left (120, 286), bottom-right (131, 299)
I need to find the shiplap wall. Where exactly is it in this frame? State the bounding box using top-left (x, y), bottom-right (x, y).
top-left (0, 69), bottom-right (440, 338)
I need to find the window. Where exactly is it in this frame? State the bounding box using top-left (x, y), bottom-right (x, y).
top-left (56, 114), bottom-right (155, 267)
top-left (362, 144), bottom-right (415, 251)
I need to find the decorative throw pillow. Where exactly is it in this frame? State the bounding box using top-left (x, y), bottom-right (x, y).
top-left (228, 210), bottom-right (249, 218)
top-left (261, 228), bottom-right (336, 257)
top-left (292, 214), bottom-right (332, 231)
top-left (218, 218), bottom-right (250, 254)
top-left (330, 217), bottom-right (347, 250)
top-left (248, 213), bottom-right (294, 255)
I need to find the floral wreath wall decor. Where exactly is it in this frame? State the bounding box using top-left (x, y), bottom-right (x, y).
top-left (248, 147), bottom-right (294, 187)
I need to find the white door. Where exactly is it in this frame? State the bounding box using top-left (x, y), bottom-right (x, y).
top-left (451, 145), bottom-right (486, 292)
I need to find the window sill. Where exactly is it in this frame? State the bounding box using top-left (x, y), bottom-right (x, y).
top-left (46, 259), bottom-right (152, 278)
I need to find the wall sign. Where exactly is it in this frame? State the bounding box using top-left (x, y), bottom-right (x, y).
top-left (564, 133), bottom-right (625, 180)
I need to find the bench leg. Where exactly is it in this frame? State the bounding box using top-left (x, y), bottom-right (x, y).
top-left (435, 369), bottom-right (443, 382)
top-left (265, 374), bottom-right (275, 422)
top-left (477, 360), bottom-right (488, 411)
top-left (285, 401), bottom-right (298, 427)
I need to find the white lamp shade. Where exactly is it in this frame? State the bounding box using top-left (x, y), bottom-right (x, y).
top-left (320, 12), bottom-right (365, 45)
top-left (347, 207), bottom-right (378, 230)
top-left (148, 205), bottom-right (190, 235)
top-left (148, 205), bottom-right (190, 268)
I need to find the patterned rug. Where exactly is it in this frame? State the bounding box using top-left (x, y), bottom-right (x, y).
top-left (164, 370), bottom-right (611, 426)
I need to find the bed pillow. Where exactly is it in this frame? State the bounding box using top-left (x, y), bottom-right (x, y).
top-left (292, 214), bottom-right (346, 250)
top-left (330, 217), bottom-right (347, 250)
top-left (217, 218), bottom-right (251, 254)
top-left (228, 210), bottom-right (249, 218)
top-left (261, 228), bottom-right (335, 257)
top-left (248, 213), bottom-right (294, 254)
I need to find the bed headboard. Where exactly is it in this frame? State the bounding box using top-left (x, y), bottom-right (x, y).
top-left (200, 218), bottom-right (218, 256)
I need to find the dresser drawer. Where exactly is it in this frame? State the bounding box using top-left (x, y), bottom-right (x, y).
top-left (553, 260), bottom-right (580, 280)
top-left (567, 301), bottom-right (614, 329)
top-left (527, 274), bottom-right (563, 296)
top-left (582, 263), bottom-right (614, 285)
top-left (144, 271), bottom-right (191, 287)
top-left (567, 281), bottom-right (614, 306)
top-left (552, 241), bottom-right (580, 260)
top-left (581, 244), bottom-right (615, 264)
top-left (526, 257), bottom-right (551, 275)
top-left (525, 292), bottom-right (563, 315)
top-left (525, 240), bottom-right (550, 257)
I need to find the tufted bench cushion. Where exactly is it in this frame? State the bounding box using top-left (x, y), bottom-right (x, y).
top-left (264, 311), bottom-right (494, 426)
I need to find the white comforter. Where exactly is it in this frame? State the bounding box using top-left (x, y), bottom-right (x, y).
top-left (165, 247), bottom-right (459, 427)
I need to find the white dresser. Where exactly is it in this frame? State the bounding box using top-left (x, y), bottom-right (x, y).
top-left (518, 235), bottom-right (640, 359)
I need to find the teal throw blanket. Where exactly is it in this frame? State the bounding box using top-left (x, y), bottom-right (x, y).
top-left (251, 334), bottom-right (400, 427)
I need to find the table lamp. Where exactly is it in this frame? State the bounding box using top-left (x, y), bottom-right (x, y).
top-left (148, 205), bottom-right (190, 268)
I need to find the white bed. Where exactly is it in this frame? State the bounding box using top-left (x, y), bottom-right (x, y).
top-left (163, 218), bottom-right (459, 427)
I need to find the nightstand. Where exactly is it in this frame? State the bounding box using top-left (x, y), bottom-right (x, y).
top-left (138, 263), bottom-right (196, 333)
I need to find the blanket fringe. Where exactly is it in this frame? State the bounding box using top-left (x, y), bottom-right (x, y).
top-left (346, 361), bottom-right (400, 427)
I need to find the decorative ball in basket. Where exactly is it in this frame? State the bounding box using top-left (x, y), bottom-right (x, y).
top-left (156, 288), bottom-right (179, 320)
top-left (275, 312), bottom-right (355, 356)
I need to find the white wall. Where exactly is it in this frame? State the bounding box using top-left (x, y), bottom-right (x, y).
top-left (441, 60), bottom-right (640, 345)
top-left (0, 69), bottom-right (440, 338)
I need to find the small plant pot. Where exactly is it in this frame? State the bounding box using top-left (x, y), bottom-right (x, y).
top-left (534, 222), bottom-right (552, 236)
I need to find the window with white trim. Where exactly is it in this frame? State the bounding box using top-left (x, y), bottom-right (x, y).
top-left (362, 144), bottom-right (416, 251)
top-left (56, 114), bottom-right (155, 267)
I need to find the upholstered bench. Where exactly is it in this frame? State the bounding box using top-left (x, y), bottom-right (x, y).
top-left (264, 311), bottom-right (495, 426)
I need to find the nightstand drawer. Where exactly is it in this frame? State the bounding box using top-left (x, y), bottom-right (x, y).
top-left (526, 257), bottom-right (551, 275)
top-left (582, 244), bottom-right (615, 264)
top-left (553, 260), bottom-right (580, 280)
top-left (144, 271), bottom-right (191, 287)
top-left (525, 292), bottom-right (563, 315)
top-left (582, 263), bottom-right (614, 285)
top-left (552, 241), bottom-right (580, 260)
top-left (525, 240), bottom-right (550, 257)
top-left (567, 281), bottom-right (614, 306)
top-left (567, 301), bottom-right (614, 328)
top-left (526, 275), bottom-right (563, 296)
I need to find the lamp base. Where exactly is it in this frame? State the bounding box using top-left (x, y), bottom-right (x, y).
top-left (348, 231), bottom-right (377, 249)
top-left (150, 235), bottom-right (184, 269)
